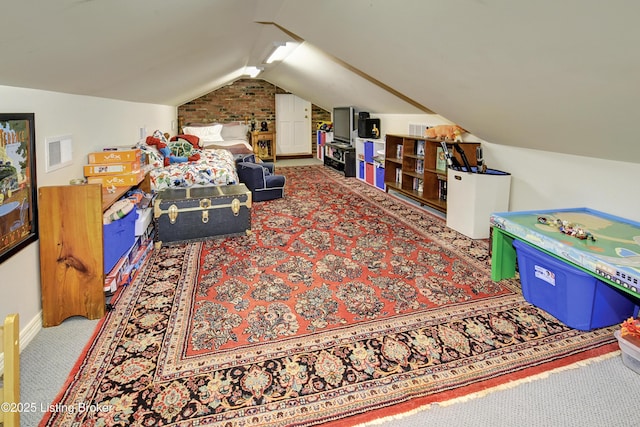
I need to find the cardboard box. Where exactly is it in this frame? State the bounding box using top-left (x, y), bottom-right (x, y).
top-left (88, 149), bottom-right (141, 164)
top-left (87, 171), bottom-right (145, 187)
top-left (104, 275), bottom-right (117, 294)
top-left (104, 251), bottom-right (130, 293)
top-left (135, 207), bottom-right (153, 236)
top-left (84, 161), bottom-right (141, 176)
top-left (126, 241), bottom-right (152, 278)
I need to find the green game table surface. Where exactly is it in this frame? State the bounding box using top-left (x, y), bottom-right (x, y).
top-left (490, 207), bottom-right (640, 298)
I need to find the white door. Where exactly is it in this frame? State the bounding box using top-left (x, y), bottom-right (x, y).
top-left (276, 94), bottom-right (312, 155)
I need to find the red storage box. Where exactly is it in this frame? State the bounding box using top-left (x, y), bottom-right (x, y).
top-left (365, 162), bottom-right (374, 185)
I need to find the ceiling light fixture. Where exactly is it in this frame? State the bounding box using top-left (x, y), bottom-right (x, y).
top-left (266, 42), bottom-right (293, 63)
top-left (244, 66), bottom-right (263, 78)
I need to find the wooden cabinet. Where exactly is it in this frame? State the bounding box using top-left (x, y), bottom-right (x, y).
top-left (384, 134), bottom-right (479, 214)
top-left (251, 130), bottom-right (276, 162)
top-left (38, 174), bottom-right (150, 327)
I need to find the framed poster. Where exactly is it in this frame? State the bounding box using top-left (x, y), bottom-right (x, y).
top-left (0, 113), bottom-right (38, 263)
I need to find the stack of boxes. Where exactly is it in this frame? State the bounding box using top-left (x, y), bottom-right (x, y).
top-left (84, 147), bottom-right (154, 294)
top-left (84, 148), bottom-right (145, 187)
top-left (104, 222), bottom-right (154, 295)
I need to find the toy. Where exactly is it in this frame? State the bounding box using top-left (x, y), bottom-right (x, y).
top-left (372, 124), bottom-right (380, 138)
top-left (146, 132), bottom-right (200, 167)
top-left (537, 216), bottom-right (597, 242)
top-left (169, 134), bottom-right (201, 148)
top-left (621, 317), bottom-right (640, 346)
top-left (425, 125), bottom-right (465, 142)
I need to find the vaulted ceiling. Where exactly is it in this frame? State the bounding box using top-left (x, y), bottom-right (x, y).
top-left (2, 0), bottom-right (639, 163)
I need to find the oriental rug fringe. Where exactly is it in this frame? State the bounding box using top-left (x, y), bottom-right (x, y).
top-left (40, 165), bottom-right (618, 427)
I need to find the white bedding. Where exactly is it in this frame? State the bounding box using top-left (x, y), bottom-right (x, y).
top-left (138, 123), bottom-right (255, 191)
top-left (200, 138), bottom-right (253, 153)
top-left (139, 129), bottom-right (240, 191)
top-left (183, 122), bottom-right (254, 155)
top-left (145, 148), bottom-right (239, 191)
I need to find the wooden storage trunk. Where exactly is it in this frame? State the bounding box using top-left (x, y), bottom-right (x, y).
top-left (153, 184), bottom-right (251, 246)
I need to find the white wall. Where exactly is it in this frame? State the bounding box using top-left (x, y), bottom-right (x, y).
top-left (485, 143), bottom-right (640, 220)
top-left (0, 85), bottom-right (175, 347)
top-left (374, 113), bottom-right (640, 222)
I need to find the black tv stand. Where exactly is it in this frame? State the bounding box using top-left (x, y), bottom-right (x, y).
top-left (324, 142), bottom-right (356, 177)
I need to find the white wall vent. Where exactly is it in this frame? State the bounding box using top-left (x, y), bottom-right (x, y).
top-left (408, 123), bottom-right (428, 137)
top-left (45, 134), bottom-right (73, 172)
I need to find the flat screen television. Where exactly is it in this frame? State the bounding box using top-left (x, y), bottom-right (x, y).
top-left (332, 106), bottom-right (356, 145)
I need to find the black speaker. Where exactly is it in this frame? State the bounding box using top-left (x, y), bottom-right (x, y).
top-left (344, 150), bottom-right (356, 177)
top-left (358, 111), bottom-right (370, 120)
top-left (358, 118), bottom-right (381, 138)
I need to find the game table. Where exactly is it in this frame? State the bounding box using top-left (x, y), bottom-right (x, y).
top-left (490, 207), bottom-right (640, 300)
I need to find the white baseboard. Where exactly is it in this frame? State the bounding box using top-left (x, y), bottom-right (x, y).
top-left (19, 310), bottom-right (43, 351)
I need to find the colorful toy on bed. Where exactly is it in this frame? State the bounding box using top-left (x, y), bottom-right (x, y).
top-left (145, 131), bottom-right (200, 166)
top-left (171, 134), bottom-right (201, 148)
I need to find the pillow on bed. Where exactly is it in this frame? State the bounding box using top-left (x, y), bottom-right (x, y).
top-left (183, 124), bottom-right (224, 142)
top-left (221, 122), bottom-right (249, 140)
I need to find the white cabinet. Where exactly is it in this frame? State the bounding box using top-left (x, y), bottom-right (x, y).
top-left (355, 137), bottom-right (385, 189)
top-left (446, 169), bottom-right (511, 239)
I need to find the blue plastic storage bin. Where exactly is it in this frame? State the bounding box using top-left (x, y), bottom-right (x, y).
top-left (364, 141), bottom-right (374, 163)
top-left (513, 239), bottom-right (636, 330)
top-left (103, 208), bottom-right (136, 274)
top-left (375, 165), bottom-right (385, 190)
top-left (359, 160), bottom-right (365, 179)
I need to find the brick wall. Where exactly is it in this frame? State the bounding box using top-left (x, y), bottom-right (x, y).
top-left (178, 79), bottom-right (331, 157)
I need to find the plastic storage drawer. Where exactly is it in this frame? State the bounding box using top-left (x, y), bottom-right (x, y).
top-left (513, 239), bottom-right (636, 331)
top-left (375, 165), bottom-right (385, 190)
top-left (615, 330), bottom-right (640, 375)
top-left (364, 141), bottom-right (374, 163)
top-left (365, 162), bottom-right (374, 185)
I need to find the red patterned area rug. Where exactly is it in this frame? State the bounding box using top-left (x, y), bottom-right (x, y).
top-left (41, 165), bottom-right (618, 427)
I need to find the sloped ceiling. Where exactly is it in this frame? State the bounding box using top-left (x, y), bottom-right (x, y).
top-left (1, 0), bottom-right (639, 163)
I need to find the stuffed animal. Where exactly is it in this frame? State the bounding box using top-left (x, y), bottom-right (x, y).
top-left (146, 132), bottom-right (200, 166)
top-left (170, 134), bottom-right (201, 148)
top-left (425, 125), bottom-right (465, 142)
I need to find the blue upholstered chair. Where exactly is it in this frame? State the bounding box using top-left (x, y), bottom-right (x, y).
top-left (235, 154), bottom-right (286, 202)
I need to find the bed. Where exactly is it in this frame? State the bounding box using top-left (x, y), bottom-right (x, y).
top-left (140, 122), bottom-right (255, 191)
top-left (182, 122), bottom-right (254, 155)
